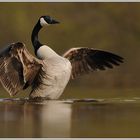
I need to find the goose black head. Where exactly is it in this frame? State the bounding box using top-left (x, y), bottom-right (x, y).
top-left (39, 15), bottom-right (59, 26)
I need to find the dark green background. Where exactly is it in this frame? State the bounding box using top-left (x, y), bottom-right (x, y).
top-left (0, 3), bottom-right (139, 99)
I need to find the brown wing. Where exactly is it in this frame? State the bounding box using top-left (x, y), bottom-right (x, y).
top-left (0, 42), bottom-right (45, 96)
top-left (63, 48), bottom-right (124, 79)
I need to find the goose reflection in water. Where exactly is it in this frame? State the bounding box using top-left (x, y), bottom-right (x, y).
top-left (0, 99), bottom-right (140, 137)
top-left (0, 100), bottom-right (72, 137)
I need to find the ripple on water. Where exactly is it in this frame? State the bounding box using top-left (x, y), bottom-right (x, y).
top-left (0, 97), bottom-right (140, 104)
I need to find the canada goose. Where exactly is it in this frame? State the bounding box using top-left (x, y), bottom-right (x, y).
top-left (0, 15), bottom-right (123, 99)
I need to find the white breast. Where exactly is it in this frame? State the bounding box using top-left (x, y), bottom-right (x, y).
top-left (37, 45), bottom-right (60, 60)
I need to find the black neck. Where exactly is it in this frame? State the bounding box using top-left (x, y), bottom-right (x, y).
top-left (31, 21), bottom-right (43, 55)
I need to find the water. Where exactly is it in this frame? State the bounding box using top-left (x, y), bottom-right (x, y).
top-left (0, 98), bottom-right (140, 138)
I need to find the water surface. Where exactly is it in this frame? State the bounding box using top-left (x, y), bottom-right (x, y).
top-left (0, 98), bottom-right (140, 138)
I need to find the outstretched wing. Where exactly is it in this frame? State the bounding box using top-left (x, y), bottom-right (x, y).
top-left (0, 42), bottom-right (45, 96)
top-left (63, 48), bottom-right (124, 79)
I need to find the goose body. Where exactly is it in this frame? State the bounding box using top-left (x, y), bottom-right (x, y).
top-left (31, 45), bottom-right (72, 99)
top-left (0, 16), bottom-right (124, 99)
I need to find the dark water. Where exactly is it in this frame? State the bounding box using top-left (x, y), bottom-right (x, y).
top-left (0, 98), bottom-right (140, 138)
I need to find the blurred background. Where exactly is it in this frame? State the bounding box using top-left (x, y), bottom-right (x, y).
top-left (0, 2), bottom-right (139, 99)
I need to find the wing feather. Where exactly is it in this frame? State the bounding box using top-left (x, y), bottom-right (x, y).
top-left (0, 42), bottom-right (45, 96)
top-left (63, 48), bottom-right (124, 79)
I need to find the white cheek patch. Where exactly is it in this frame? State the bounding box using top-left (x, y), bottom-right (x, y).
top-left (40, 17), bottom-right (49, 26)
